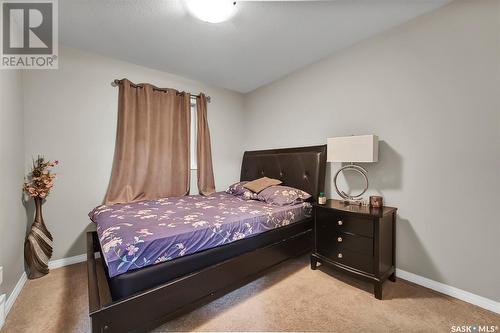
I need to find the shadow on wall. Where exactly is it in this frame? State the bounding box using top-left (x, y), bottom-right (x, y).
top-left (366, 140), bottom-right (403, 195)
top-left (396, 216), bottom-right (443, 285)
top-left (22, 195), bottom-right (35, 272)
top-left (325, 140), bottom-right (442, 284)
top-left (23, 192), bottom-right (96, 263)
top-left (329, 140), bottom-right (403, 198)
top-left (65, 223), bottom-right (96, 259)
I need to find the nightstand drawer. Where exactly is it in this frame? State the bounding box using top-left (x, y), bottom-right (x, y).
top-left (316, 208), bottom-right (373, 237)
top-left (322, 247), bottom-right (374, 274)
top-left (334, 232), bottom-right (373, 255)
top-left (317, 231), bottom-right (373, 255)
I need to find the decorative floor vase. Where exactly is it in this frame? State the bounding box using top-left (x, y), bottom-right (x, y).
top-left (25, 197), bottom-right (53, 279)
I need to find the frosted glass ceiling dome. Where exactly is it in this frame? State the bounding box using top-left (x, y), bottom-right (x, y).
top-left (185, 0), bottom-right (237, 23)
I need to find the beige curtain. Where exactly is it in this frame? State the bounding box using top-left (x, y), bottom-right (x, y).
top-left (196, 94), bottom-right (216, 195)
top-left (104, 79), bottom-right (191, 204)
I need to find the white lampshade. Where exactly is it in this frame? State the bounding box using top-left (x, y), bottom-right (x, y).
top-left (327, 135), bottom-right (379, 163)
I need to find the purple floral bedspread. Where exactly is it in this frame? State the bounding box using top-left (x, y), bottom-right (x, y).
top-left (89, 192), bottom-right (311, 277)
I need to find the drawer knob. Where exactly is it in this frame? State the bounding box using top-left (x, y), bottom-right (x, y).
top-left (337, 237), bottom-right (343, 242)
top-left (337, 220), bottom-right (343, 226)
top-left (337, 253), bottom-right (343, 259)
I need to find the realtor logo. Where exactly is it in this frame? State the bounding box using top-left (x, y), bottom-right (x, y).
top-left (1, 0), bottom-right (58, 69)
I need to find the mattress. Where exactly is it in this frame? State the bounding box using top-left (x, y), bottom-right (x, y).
top-left (89, 192), bottom-right (311, 277)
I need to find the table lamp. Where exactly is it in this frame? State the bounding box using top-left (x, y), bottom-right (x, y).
top-left (327, 135), bottom-right (379, 205)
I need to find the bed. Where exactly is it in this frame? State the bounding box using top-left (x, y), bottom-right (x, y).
top-left (87, 145), bottom-right (326, 332)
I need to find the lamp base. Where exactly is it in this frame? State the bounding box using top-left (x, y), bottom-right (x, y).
top-left (333, 163), bottom-right (369, 203)
top-left (340, 198), bottom-right (369, 206)
top-left (341, 198), bottom-right (362, 206)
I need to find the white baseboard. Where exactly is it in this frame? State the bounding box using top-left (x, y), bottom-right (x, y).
top-left (1, 253), bottom-right (96, 326)
top-left (48, 253), bottom-right (88, 270)
top-left (396, 269), bottom-right (500, 314)
top-left (5, 272), bottom-right (27, 317)
top-left (0, 293), bottom-right (5, 329)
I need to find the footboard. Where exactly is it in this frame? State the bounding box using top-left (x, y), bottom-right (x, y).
top-left (87, 228), bottom-right (312, 333)
top-left (87, 232), bottom-right (113, 332)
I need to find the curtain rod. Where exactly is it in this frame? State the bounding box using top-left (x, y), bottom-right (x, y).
top-left (111, 80), bottom-right (211, 103)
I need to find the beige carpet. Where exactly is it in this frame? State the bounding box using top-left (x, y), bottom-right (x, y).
top-left (2, 256), bottom-right (499, 332)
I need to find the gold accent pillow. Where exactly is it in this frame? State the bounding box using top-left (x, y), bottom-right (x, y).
top-left (243, 177), bottom-right (282, 193)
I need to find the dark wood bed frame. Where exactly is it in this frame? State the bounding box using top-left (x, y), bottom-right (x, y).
top-left (87, 145), bottom-right (326, 333)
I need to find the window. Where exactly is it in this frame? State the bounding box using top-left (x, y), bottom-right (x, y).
top-left (190, 101), bottom-right (197, 170)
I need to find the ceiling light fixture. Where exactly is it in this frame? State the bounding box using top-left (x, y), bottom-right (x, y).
top-left (185, 0), bottom-right (237, 24)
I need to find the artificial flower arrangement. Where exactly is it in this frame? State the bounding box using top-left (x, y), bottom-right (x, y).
top-left (23, 156), bottom-right (58, 199)
top-left (23, 156), bottom-right (59, 279)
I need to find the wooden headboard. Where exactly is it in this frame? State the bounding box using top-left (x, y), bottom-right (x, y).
top-left (240, 145), bottom-right (327, 200)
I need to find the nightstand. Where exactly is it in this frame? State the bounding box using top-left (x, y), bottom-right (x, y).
top-left (310, 199), bottom-right (397, 299)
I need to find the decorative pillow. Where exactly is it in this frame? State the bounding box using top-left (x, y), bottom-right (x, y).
top-left (225, 181), bottom-right (259, 200)
top-left (243, 177), bottom-right (282, 193)
top-left (257, 185), bottom-right (311, 206)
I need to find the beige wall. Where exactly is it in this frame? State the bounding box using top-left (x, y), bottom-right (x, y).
top-left (0, 71), bottom-right (26, 300)
top-left (22, 47), bottom-right (246, 260)
top-left (244, 0), bottom-right (500, 301)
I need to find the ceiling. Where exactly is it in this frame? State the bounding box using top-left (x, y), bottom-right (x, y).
top-left (60, 0), bottom-right (451, 93)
